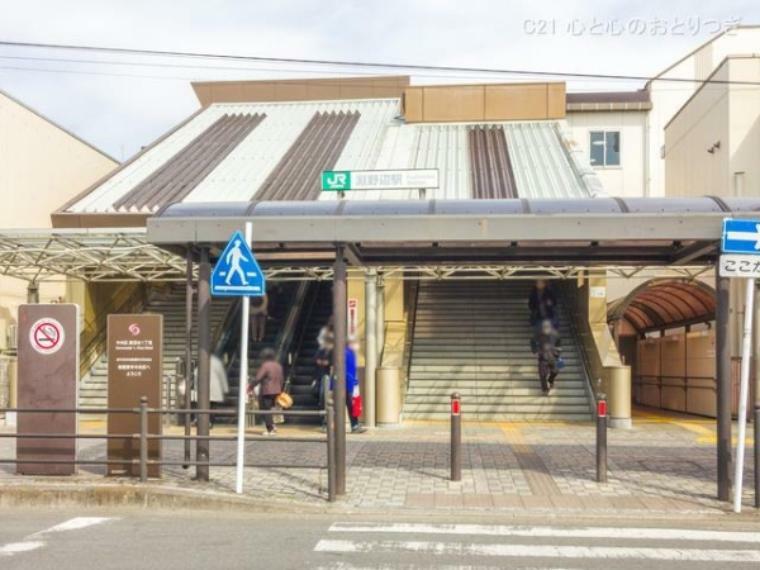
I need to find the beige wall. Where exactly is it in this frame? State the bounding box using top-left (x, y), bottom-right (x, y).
top-left (664, 63), bottom-right (731, 197)
top-left (665, 57), bottom-right (760, 199)
top-left (648, 27), bottom-right (760, 196)
top-left (192, 76), bottom-right (410, 106)
top-left (565, 110), bottom-right (647, 197)
top-left (403, 82), bottom-right (566, 123)
top-left (0, 91), bottom-right (117, 331)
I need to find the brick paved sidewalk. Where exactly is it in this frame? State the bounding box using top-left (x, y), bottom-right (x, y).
top-left (0, 408), bottom-right (757, 515)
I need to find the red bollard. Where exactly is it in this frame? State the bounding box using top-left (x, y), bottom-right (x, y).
top-left (596, 397), bottom-right (608, 483)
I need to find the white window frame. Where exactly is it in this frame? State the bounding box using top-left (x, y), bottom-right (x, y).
top-left (589, 130), bottom-right (621, 169)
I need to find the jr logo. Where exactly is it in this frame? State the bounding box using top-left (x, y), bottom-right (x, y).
top-left (321, 171), bottom-right (351, 191)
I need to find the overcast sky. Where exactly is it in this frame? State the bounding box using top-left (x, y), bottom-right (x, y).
top-left (0, 0), bottom-right (758, 160)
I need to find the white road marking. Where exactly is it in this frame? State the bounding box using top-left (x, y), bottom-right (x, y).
top-left (0, 541), bottom-right (45, 557)
top-left (31, 517), bottom-right (113, 536)
top-left (329, 522), bottom-right (760, 544)
top-left (314, 539), bottom-right (760, 562)
top-left (0, 517), bottom-right (115, 558)
top-left (314, 562), bottom-right (572, 570)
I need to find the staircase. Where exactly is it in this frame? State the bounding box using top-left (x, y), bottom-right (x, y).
top-left (404, 281), bottom-right (593, 421)
top-left (79, 286), bottom-right (232, 409)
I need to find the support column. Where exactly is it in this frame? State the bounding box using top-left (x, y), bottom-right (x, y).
top-left (184, 247), bottom-right (194, 465)
top-left (26, 281), bottom-right (39, 304)
top-left (376, 277), bottom-right (385, 361)
top-left (365, 269), bottom-right (377, 428)
top-left (333, 245), bottom-right (347, 495)
top-left (754, 281), bottom-right (760, 509)
top-left (716, 274), bottom-right (732, 501)
top-left (196, 247), bottom-right (212, 482)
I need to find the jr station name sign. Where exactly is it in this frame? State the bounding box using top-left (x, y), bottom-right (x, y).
top-left (321, 168), bottom-right (439, 192)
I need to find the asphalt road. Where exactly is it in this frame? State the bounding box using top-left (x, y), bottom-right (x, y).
top-left (1, 508), bottom-right (760, 569)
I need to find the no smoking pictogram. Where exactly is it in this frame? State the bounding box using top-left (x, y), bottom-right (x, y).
top-left (28, 318), bottom-right (65, 355)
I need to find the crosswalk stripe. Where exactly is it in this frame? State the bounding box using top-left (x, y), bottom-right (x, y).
top-left (0, 517), bottom-right (115, 558)
top-left (314, 539), bottom-right (760, 562)
top-left (313, 562), bottom-right (572, 570)
top-left (329, 522), bottom-right (760, 544)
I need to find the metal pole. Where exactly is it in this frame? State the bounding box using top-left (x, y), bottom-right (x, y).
top-left (26, 281), bottom-right (39, 304)
top-left (326, 394), bottom-right (336, 502)
top-left (716, 274), bottom-right (732, 501)
top-left (376, 277), bottom-right (385, 361)
top-left (333, 245), bottom-right (347, 495)
top-left (139, 396), bottom-right (148, 483)
top-left (196, 247), bottom-right (212, 482)
top-left (184, 246), bottom-right (194, 467)
top-left (365, 269), bottom-right (377, 428)
top-left (754, 282), bottom-right (760, 510)
top-left (450, 392), bottom-right (461, 482)
top-left (235, 222), bottom-right (253, 494)
top-left (733, 277), bottom-right (755, 513)
top-left (596, 397), bottom-right (608, 484)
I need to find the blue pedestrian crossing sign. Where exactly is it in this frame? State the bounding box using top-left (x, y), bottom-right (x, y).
top-left (211, 231), bottom-right (266, 297)
top-left (722, 219), bottom-right (760, 254)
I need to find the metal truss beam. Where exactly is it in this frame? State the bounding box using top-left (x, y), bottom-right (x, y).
top-left (0, 229), bottom-right (714, 284)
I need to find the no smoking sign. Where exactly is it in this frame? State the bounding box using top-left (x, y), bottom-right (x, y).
top-left (28, 317), bottom-right (65, 355)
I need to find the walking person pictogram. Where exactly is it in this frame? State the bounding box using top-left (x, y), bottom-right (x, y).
top-left (225, 239), bottom-right (249, 286)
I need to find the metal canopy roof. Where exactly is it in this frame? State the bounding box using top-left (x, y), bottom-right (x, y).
top-left (147, 197), bottom-right (760, 267)
top-left (0, 228), bottom-right (187, 283)
top-left (608, 279), bottom-right (716, 332)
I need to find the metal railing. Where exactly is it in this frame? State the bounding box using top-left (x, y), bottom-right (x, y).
top-left (0, 398), bottom-right (337, 502)
top-left (633, 374), bottom-right (717, 416)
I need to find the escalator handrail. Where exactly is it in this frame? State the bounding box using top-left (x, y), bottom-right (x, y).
top-left (275, 282), bottom-right (310, 365)
top-left (284, 283), bottom-right (321, 390)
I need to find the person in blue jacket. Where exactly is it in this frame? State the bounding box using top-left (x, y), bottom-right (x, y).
top-left (345, 336), bottom-right (367, 434)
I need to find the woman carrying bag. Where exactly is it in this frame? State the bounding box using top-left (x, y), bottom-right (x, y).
top-left (248, 348), bottom-right (287, 436)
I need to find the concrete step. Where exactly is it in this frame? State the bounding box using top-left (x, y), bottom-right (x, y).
top-left (404, 411), bottom-right (591, 421)
top-left (407, 386), bottom-right (587, 395)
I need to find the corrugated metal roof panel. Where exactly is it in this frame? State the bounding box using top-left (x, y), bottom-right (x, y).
top-left (186, 99), bottom-right (399, 204)
top-left (68, 99), bottom-right (401, 213)
top-left (68, 96), bottom-right (601, 213)
top-left (254, 110), bottom-right (360, 201)
top-left (469, 126), bottom-right (517, 199)
top-left (504, 122), bottom-right (590, 200)
top-left (113, 113), bottom-right (265, 211)
top-left (325, 120), bottom-right (596, 202)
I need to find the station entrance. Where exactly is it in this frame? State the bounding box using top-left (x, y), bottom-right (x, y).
top-left (2, 196), bottom-right (758, 503)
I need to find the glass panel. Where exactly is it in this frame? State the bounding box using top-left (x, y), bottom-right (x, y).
top-left (605, 131), bottom-right (621, 166)
top-left (589, 131), bottom-right (605, 166)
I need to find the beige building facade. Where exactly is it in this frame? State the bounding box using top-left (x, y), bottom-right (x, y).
top-left (0, 89), bottom-right (117, 340)
top-left (665, 55), bottom-right (760, 198)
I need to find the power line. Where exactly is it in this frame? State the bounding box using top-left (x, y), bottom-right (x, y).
top-left (0, 53), bottom-right (638, 86)
top-left (1, 39), bottom-right (760, 86)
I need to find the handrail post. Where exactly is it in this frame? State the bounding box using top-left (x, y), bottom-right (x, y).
top-left (139, 396), bottom-right (148, 482)
top-left (326, 394), bottom-right (336, 502)
top-left (596, 395), bottom-right (608, 484)
top-left (450, 392), bottom-right (462, 482)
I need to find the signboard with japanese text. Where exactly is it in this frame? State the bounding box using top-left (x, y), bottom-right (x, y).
top-left (719, 254), bottom-right (760, 278)
top-left (17, 304), bottom-right (79, 475)
top-left (348, 298), bottom-right (358, 338)
top-left (321, 169), bottom-right (439, 192)
top-left (107, 314), bottom-right (162, 477)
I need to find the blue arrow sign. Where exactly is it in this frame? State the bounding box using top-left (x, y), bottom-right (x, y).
top-left (211, 231), bottom-right (266, 297)
top-left (722, 219), bottom-right (760, 255)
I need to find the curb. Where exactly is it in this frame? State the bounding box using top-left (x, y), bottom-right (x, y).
top-left (0, 481), bottom-right (332, 514)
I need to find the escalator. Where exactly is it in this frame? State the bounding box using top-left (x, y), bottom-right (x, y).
top-left (214, 282), bottom-right (301, 420)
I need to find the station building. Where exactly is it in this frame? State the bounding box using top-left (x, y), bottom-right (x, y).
top-left (1, 28), bottom-right (759, 437)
